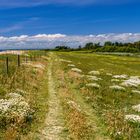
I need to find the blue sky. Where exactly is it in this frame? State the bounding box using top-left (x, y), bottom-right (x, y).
top-left (0, 0), bottom-right (140, 36)
top-left (0, 0), bottom-right (140, 49)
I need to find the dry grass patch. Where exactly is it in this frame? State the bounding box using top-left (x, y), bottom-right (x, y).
top-left (105, 110), bottom-right (133, 139)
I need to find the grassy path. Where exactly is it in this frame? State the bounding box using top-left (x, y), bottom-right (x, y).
top-left (40, 53), bottom-right (68, 140)
top-left (38, 52), bottom-right (110, 139)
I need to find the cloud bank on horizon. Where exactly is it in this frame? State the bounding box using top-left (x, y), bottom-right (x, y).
top-left (0, 0), bottom-right (139, 8)
top-left (0, 33), bottom-right (140, 50)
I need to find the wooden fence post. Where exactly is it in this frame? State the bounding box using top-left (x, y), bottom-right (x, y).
top-left (6, 57), bottom-right (9, 74)
top-left (18, 55), bottom-right (20, 67)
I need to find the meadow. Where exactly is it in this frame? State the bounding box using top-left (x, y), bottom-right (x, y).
top-left (56, 52), bottom-right (140, 139)
top-left (0, 50), bottom-right (48, 139)
top-left (1, 50), bottom-right (140, 140)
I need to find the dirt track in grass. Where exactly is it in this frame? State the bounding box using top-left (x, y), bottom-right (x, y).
top-left (40, 53), bottom-right (68, 140)
top-left (38, 52), bottom-right (110, 140)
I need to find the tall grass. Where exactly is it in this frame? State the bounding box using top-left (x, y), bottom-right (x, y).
top-left (0, 51), bottom-right (48, 139)
top-left (58, 52), bottom-right (140, 139)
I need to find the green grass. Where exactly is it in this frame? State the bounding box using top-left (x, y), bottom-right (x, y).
top-left (1, 50), bottom-right (140, 139)
top-left (57, 51), bottom-right (140, 140)
top-left (0, 51), bottom-right (49, 139)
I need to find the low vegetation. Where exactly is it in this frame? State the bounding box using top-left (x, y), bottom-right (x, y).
top-left (53, 40), bottom-right (140, 53)
top-left (0, 51), bottom-right (48, 139)
top-left (57, 51), bottom-right (140, 139)
top-left (1, 50), bottom-right (140, 140)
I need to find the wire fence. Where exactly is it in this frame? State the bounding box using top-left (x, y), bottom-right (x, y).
top-left (0, 51), bottom-right (47, 75)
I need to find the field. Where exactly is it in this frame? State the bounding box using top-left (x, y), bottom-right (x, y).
top-left (1, 51), bottom-right (140, 139)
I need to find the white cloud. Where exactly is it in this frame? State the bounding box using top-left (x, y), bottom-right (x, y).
top-left (0, 33), bottom-right (140, 50)
top-left (34, 34), bottom-right (66, 39)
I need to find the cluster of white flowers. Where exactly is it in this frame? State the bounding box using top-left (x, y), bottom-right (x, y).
top-left (132, 90), bottom-right (140, 94)
top-left (86, 75), bottom-right (102, 81)
top-left (0, 92), bottom-right (30, 119)
top-left (67, 100), bottom-right (81, 112)
top-left (125, 115), bottom-right (140, 123)
top-left (88, 71), bottom-right (100, 75)
top-left (71, 68), bottom-right (82, 73)
top-left (132, 104), bottom-right (140, 112)
top-left (111, 79), bottom-right (120, 82)
top-left (68, 64), bottom-right (75, 67)
top-left (113, 74), bottom-right (128, 79)
top-left (86, 83), bottom-right (100, 89)
top-left (60, 59), bottom-right (72, 63)
top-left (121, 76), bottom-right (140, 87)
top-left (109, 85), bottom-right (126, 91)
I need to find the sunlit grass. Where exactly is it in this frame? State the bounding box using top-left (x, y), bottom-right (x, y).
top-left (0, 51), bottom-right (48, 139)
top-left (57, 51), bottom-right (140, 139)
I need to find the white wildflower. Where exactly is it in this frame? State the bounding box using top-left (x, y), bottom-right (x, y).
top-left (125, 115), bottom-right (140, 123)
top-left (71, 68), bottom-right (82, 73)
top-left (0, 99), bottom-right (13, 113)
top-left (121, 77), bottom-right (140, 87)
top-left (87, 76), bottom-right (102, 81)
top-left (86, 83), bottom-right (100, 88)
top-left (109, 85), bottom-right (126, 91)
top-left (132, 104), bottom-right (140, 112)
top-left (0, 92), bottom-right (31, 119)
top-left (132, 90), bottom-right (140, 94)
top-left (68, 64), bottom-right (75, 67)
top-left (88, 71), bottom-right (100, 75)
top-left (113, 74), bottom-right (128, 79)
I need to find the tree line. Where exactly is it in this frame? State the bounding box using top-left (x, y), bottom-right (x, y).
top-left (53, 41), bottom-right (140, 53)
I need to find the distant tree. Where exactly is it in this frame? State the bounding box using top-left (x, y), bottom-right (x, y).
top-left (104, 41), bottom-right (112, 46)
top-left (114, 42), bottom-right (119, 46)
top-left (55, 46), bottom-right (70, 51)
top-left (84, 42), bottom-right (94, 50)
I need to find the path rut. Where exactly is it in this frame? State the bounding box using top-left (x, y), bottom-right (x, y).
top-left (40, 53), bottom-right (66, 140)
